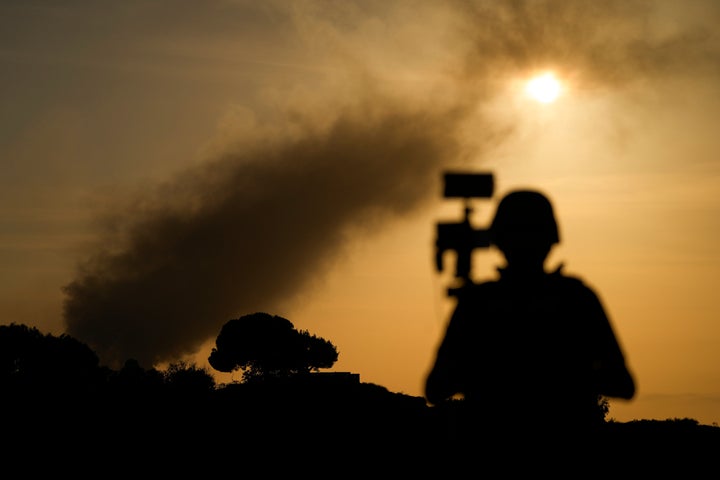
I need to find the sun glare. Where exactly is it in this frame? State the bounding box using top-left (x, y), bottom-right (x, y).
top-left (525, 72), bottom-right (562, 103)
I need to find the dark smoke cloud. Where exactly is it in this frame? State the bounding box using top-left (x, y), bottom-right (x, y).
top-left (63, 97), bottom-right (479, 368)
top-left (62, 0), bottom-right (719, 369)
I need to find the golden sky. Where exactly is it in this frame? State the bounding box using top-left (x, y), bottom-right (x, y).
top-left (1, 0), bottom-right (720, 425)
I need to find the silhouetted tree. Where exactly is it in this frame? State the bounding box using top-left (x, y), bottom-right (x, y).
top-left (163, 360), bottom-right (215, 394)
top-left (108, 358), bottom-right (165, 396)
top-left (0, 322), bottom-right (104, 395)
top-left (208, 312), bottom-right (338, 383)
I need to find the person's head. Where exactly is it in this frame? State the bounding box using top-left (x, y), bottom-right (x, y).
top-left (489, 189), bottom-right (560, 270)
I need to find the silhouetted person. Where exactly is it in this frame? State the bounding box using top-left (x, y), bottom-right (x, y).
top-left (425, 189), bottom-right (635, 460)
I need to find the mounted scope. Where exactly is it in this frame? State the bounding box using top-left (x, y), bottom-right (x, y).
top-left (442, 172), bottom-right (494, 199)
top-left (435, 171), bottom-right (495, 293)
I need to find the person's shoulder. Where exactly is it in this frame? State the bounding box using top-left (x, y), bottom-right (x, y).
top-left (548, 264), bottom-right (593, 290)
top-left (547, 264), bottom-right (602, 299)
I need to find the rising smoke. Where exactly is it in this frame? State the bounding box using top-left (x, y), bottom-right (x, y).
top-left (62, 0), bottom-right (717, 369)
top-left (63, 97), bottom-right (475, 368)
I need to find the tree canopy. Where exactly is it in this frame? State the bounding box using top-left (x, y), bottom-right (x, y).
top-left (0, 322), bottom-right (102, 391)
top-left (208, 312), bottom-right (339, 382)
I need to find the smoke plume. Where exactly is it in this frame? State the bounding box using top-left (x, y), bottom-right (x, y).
top-left (63, 97), bottom-right (476, 368)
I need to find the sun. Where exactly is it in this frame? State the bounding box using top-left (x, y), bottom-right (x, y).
top-left (525, 72), bottom-right (562, 103)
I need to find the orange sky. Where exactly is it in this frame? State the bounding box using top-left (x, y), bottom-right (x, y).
top-left (1, 1), bottom-right (719, 426)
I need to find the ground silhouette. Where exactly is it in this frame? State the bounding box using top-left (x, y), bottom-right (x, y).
top-left (1, 322), bottom-right (718, 475)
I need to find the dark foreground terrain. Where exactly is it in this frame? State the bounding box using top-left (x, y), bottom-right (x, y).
top-left (5, 380), bottom-right (718, 476)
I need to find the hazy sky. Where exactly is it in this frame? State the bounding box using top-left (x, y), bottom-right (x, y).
top-left (2, 0), bottom-right (720, 425)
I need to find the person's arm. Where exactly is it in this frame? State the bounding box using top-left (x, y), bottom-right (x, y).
top-left (584, 287), bottom-right (636, 400)
top-left (425, 299), bottom-right (470, 405)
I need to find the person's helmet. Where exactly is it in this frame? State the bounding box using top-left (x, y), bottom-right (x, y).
top-left (489, 189), bottom-right (560, 248)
